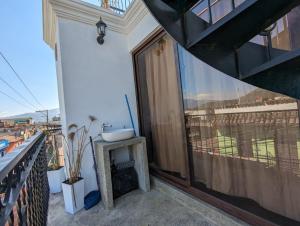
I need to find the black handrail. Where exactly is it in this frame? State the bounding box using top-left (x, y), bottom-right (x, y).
top-left (0, 132), bottom-right (43, 182)
top-left (101, 0), bottom-right (134, 14)
top-left (0, 131), bottom-right (49, 225)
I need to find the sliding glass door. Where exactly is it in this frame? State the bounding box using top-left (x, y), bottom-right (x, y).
top-left (178, 45), bottom-right (300, 223)
top-left (134, 29), bottom-right (300, 223)
top-left (134, 33), bottom-right (189, 182)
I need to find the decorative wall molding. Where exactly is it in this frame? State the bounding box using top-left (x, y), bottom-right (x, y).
top-left (43, 0), bottom-right (57, 49)
top-left (43, 0), bottom-right (152, 48)
top-left (123, 0), bottom-right (150, 34)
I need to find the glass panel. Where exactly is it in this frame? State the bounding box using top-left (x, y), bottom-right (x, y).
top-left (193, 0), bottom-right (247, 24)
top-left (250, 7), bottom-right (300, 58)
top-left (211, 0), bottom-right (233, 23)
top-left (234, 0), bottom-right (246, 7)
top-left (192, 0), bottom-right (210, 23)
top-left (249, 15), bottom-right (293, 52)
top-left (267, 6), bottom-right (300, 51)
top-left (270, 16), bottom-right (291, 51)
top-left (192, 1), bottom-right (300, 61)
top-left (136, 35), bottom-right (188, 180)
top-left (240, 7), bottom-right (300, 76)
top-left (287, 6), bottom-right (300, 49)
top-left (178, 45), bottom-right (300, 222)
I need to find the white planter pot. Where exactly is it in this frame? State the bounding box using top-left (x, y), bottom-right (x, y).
top-left (47, 167), bottom-right (65, 193)
top-left (62, 178), bottom-right (84, 214)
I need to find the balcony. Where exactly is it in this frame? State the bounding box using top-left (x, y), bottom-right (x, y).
top-left (2, 0), bottom-right (300, 225)
top-left (0, 129), bottom-right (244, 225)
top-left (48, 178), bottom-right (244, 226)
top-left (41, 0), bottom-right (300, 224)
top-left (0, 132), bottom-right (48, 225)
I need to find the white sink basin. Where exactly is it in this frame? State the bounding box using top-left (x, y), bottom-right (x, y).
top-left (102, 128), bottom-right (134, 142)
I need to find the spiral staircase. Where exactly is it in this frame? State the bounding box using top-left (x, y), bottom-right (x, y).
top-left (142, 0), bottom-right (300, 99)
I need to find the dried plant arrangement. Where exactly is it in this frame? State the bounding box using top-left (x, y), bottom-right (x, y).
top-left (62, 115), bottom-right (97, 184)
top-left (47, 133), bottom-right (61, 171)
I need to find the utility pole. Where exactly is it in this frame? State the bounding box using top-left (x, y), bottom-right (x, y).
top-left (36, 110), bottom-right (49, 131)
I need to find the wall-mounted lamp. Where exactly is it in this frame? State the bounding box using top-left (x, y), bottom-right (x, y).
top-left (96, 17), bottom-right (107, 45)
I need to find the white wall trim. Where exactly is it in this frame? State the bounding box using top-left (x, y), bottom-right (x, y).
top-left (43, 0), bottom-right (152, 49)
top-left (43, 0), bottom-right (57, 49)
top-left (123, 0), bottom-right (150, 34)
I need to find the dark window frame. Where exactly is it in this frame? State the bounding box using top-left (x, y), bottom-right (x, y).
top-left (132, 29), bottom-right (300, 226)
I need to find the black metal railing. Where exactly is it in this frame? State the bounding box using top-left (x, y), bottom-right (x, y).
top-left (193, 0), bottom-right (247, 24)
top-left (101, 0), bottom-right (134, 14)
top-left (0, 131), bottom-right (49, 226)
top-left (193, 0), bottom-right (293, 63)
top-left (186, 109), bottom-right (300, 175)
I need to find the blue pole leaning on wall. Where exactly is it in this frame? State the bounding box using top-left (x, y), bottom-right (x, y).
top-left (125, 94), bottom-right (136, 136)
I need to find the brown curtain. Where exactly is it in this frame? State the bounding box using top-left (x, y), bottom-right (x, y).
top-left (144, 36), bottom-right (187, 178)
top-left (193, 151), bottom-right (300, 221)
top-left (178, 40), bottom-right (300, 221)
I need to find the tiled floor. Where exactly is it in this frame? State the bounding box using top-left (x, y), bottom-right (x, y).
top-left (48, 184), bottom-right (246, 226)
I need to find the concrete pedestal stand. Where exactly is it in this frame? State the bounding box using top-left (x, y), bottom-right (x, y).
top-left (95, 137), bottom-right (150, 209)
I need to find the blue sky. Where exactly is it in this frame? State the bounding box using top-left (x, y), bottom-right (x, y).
top-left (0, 1), bottom-right (58, 117)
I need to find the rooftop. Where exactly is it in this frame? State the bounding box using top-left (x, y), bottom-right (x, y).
top-left (43, 0), bottom-right (144, 49)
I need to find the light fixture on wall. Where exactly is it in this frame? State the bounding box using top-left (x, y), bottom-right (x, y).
top-left (96, 17), bottom-right (107, 45)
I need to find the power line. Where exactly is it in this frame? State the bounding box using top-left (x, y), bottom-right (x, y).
top-left (0, 51), bottom-right (45, 109)
top-left (0, 89), bottom-right (35, 111)
top-left (0, 74), bottom-right (39, 110)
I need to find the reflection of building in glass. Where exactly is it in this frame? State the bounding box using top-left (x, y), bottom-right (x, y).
top-left (177, 13), bottom-right (300, 218)
top-left (186, 104), bottom-right (300, 175)
top-left (134, 2), bottom-right (300, 221)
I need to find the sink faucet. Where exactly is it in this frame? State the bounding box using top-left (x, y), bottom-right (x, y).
top-left (101, 123), bottom-right (112, 133)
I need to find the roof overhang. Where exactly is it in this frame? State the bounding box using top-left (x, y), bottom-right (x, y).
top-left (43, 0), bottom-right (149, 49)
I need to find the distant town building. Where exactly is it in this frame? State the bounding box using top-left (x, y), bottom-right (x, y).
top-left (52, 116), bottom-right (60, 122)
top-left (1, 117), bottom-right (33, 128)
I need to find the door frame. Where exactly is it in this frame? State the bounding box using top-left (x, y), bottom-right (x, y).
top-left (132, 29), bottom-right (191, 187)
top-left (132, 29), bottom-right (291, 226)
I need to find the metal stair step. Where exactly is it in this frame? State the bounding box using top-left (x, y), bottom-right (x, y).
top-left (242, 49), bottom-right (300, 99)
top-left (187, 0), bottom-right (300, 50)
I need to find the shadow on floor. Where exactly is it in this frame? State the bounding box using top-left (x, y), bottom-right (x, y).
top-left (47, 189), bottom-right (217, 226)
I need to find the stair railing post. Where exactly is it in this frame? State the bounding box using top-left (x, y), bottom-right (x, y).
top-left (266, 32), bottom-right (273, 60)
top-left (207, 0), bottom-right (213, 25)
top-left (231, 0), bottom-right (236, 10)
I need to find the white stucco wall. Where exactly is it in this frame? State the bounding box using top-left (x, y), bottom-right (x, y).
top-left (56, 18), bottom-right (140, 194)
top-left (52, 0), bottom-right (160, 194)
top-left (55, 22), bottom-right (67, 134)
